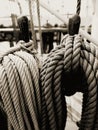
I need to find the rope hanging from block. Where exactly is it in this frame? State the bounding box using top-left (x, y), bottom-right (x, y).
top-left (76, 0), bottom-right (81, 15)
top-left (40, 34), bottom-right (98, 130)
top-left (0, 40), bottom-right (67, 130)
top-left (28, 0), bottom-right (37, 49)
top-left (0, 43), bottom-right (41, 130)
top-left (36, 0), bottom-right (43, 54)
top-left (0, 0), bottom-right (97, 130)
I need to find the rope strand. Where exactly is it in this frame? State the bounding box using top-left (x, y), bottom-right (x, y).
top-left (76, 0), bottom-right (81, 15)
top-left (40, 34), bottom-right (98, 130)
top-left (1, 33), bottom-right (98, 130)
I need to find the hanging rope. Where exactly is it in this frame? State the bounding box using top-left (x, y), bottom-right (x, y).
top-left (76, 0), bottom-right (81, 15)
top-left (40, 34), bottom-right (98, 130)
top-left (36, 0), bottom-right (43, 54)
top-left (28, 0), bottom-right (37, 49)
top-left (0, 43), bottom-right (41, 130)
top-left (1, 1), bottom-right (98, 130)
top-left (0, 32), bottom-right (98, 130)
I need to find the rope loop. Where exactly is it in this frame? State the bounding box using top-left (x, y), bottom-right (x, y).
top-left (64, 35), bottom-right (74, 72)
top-left (63, 34), bottom-right (82, 72)
top-left (40, 33), bottom-right (98, 129)
top-left (72, 34), bottom-right (82, 70)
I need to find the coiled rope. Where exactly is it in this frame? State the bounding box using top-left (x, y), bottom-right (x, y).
top-left (0, 35), bottom-right (98, 130)
top-left (0, 43), bottom-right (41, 130)
top-left (40, 34), bottom-right (98, 130)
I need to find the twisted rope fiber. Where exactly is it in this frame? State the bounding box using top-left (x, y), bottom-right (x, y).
top-left (0, 34), bottom-right (98, 130)
top-left (15, 51), bottom-right (41, 117)
top-left (40, 34), bottom-right (98, 130)
top-left (44, 54), bottom-right (66, 130)
top-left (53, 59), bottom-right (67, 130)
top-left (80, 46), bottom-right (98, 129)
top-left (3, 56), bottom-right (25, 130)
top-left (8, 57), bottom-right (32, 130)
top-left (8, 53), bottom-right (40, 130)
top-left (76, 0), bottom-right (81, 15)
top-left (42, 60), bottom-right (57, 130)
top-left (72, 35), bottom-right (81, 70)
top-left (40, 45), bottom-right (66, 130)
top-left (0, 64), bottom-right (19, 130)
top-left (65, 35), bottom-right (97, 129)
top-left (0, 54), bottom-right (32, 130)
top-left (40, 44), bottom-right (65, 87)
top-left (79, 57), bottom-right (97, 129)
top-left (0, 48), bottom-right (41, 130)
top-left (64, 36), bottom-right (74, 72)
top-left (40, 47), bottom-right (67, 130)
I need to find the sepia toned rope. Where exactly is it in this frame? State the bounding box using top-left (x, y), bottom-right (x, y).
top-left (0, 64), bottom-right (20, 130)
top-left (3, 56), bottom-right (25, 130)
top-left (9, 57), bottom-right (32, 130)
top-left (40, 46), bottom-right (67, 130)
top-left (15, 51), bottom-right (41, 116)
top-left (40, 34), bottom-right (98, 130)
top-left (76, 0), bottom-right (81, 15)
top-left (0, 47), bottom-right (40, 130)
top-left (0, 33), bottom-right (98, 130)
top-left (9, 53), bottom-right (40, 130)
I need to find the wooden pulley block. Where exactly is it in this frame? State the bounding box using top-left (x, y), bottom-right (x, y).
top-left (68, 14), bottom-right (81, 35)
top-left (17, 16), bottom-right (30, 42)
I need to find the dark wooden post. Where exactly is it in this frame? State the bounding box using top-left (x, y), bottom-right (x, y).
top-left (68, 14), bottom-right (81, 35)
top-left (17, 16), bottom-right (30, 42)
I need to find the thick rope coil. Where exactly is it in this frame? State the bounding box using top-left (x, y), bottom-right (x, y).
top-left (80, 43), bottom-right (98, 130)
top-left (40, 34), bottom-right (98, 130)
top-left (64, 36), bottom-right (74, 72)
top-left (15, 51), bottom-right (41, 116)
top-left (3, 56), bottom-right (25, 130)
top-left (8, 57), bottom-right (32, 130)
top-left (80, 57), bottom-right (97, 129)
top-left (0, 47), bottom-right (41, 130)
top-left (0, 33), bottom-right (98, 130)
top-left (40, 45), bottom-right (67, 130)
top-left (9, 53), bottom-right (40, 130)
top-left (72, 35), bottom-right (81, 70)
top-left (0, 64), bottom-right (19, 130)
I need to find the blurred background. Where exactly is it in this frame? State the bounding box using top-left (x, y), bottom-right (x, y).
top-left (0, 0), bottom-right (93, 27)
top-left (0, 0), bottom-right (94, 53)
